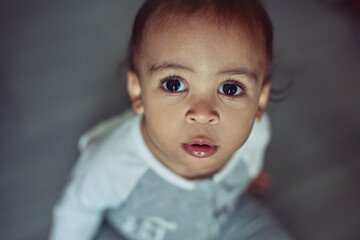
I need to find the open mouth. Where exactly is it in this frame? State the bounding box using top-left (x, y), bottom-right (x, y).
top-left (182, 137), bottom-right (218, 158)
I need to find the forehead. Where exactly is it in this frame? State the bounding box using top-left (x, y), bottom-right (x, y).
top-left (137, 13), bottom-right (267, 78)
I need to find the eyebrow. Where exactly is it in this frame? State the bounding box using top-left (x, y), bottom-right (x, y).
top-left (218, 67), bottom-right (258, 82)
top-left (149, 63), bottom-right (194, 73)
top-left (149, 63), bottom-right (258, 82)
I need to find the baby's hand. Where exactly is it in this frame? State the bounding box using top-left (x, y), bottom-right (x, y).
top-left (246, 170), bottom-right (272, 198)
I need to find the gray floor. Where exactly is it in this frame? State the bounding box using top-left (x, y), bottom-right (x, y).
top-left (1, 0), bottom-right (359, 239)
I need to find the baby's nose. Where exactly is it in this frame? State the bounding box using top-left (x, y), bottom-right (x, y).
top-left (185, 101), bottom-right (219, 125)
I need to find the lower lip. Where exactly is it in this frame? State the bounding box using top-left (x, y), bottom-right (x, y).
top-left (182, 144), bottom-right (218, 158)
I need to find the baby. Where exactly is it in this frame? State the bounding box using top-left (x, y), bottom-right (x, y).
top-left (49, 0), bottom-right (292, 239)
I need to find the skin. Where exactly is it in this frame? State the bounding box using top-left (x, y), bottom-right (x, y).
top-left (127, 14), bottom-right (271, 179)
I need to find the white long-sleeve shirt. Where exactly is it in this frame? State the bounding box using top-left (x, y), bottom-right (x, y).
top-left (49, 110), bottom-right (271, 240)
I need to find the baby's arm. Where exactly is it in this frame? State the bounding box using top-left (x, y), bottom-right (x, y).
top-left (49, 177), bottom-right (104, 240)
top-left (49, 144), bottom-right (119, 240)
top-left (49, 110), bottom-right (141, 240)
top-left (246, 169), bottom-right (272, 197)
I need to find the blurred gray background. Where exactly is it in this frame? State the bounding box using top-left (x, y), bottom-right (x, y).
top-left (1, 0), bottom-right (359, 239)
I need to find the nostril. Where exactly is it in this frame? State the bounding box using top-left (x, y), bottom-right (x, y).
top-left (208, 116), bottom-right (219, 124)
top-left (185, 109), bottom-right (219, 124)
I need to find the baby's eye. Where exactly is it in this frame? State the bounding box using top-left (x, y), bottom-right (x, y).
top-left (161, 77), bottom-right (187, 92)
top-left (218, 82), bottom-right (244, 96)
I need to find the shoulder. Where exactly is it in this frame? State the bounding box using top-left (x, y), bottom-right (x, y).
top-left (243, 113), bottom-right (271, 151)
top-left (238, 113), bottom-right (271, 178)
top-left (78, 109), bottom-right (138, 152)
top-left (69, 110), bottom-right (149, 208)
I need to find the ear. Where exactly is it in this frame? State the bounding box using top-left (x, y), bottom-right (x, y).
top-left (127, 70), bottom-right (144, 114)
top-left (255, 80), bottom-right (271, 122)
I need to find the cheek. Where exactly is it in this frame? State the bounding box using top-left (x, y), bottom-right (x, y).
top-left (142, 85), bottom-right (185, 110)
top-left (141, 88), bottom-right (185, 143)
top-left (220, 89), bottom-right (262, 113)
top-left (221, 109), bottom-right (257, 146)
top-left (145, 117), bottom-right (181, 157)
top-left (144, 106), bottom-right (181, 146)
top-left (222, 97), bottom-right (259, 125)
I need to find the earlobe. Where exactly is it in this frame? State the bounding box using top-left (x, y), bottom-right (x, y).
top-left (255, 80), bottom-right (271, 122)
top-left (127, 70), bottom-right (144, 114)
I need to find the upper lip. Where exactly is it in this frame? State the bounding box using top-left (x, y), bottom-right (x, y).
top-left (185, 136), bottom-right (217, 146)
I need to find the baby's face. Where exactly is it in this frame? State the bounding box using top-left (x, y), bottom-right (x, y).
top-left (128, 15), bottom-right (271, 178)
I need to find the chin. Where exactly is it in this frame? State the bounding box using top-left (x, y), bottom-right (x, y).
top-left (182, 156), bottom-right (225, 175)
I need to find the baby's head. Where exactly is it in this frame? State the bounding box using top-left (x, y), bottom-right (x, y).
top-left (128, 0), bottom-right (273, 74)
top-left (126, 0), bottom-right (273, 178)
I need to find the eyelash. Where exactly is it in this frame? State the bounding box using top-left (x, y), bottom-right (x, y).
top-left (158, 76), bottom-right (247, 97)
top-left (219, 80), bottom-right (247, 98)
top-left (159, 75), bottom-right (183, 83)
top-left (159, 75), bottom-right (186, 92)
